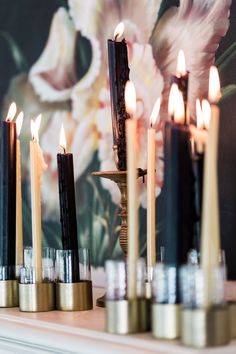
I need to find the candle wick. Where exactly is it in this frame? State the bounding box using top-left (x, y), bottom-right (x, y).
top-left (150, 123), bottom-right (153, 128)
top-left (114, 34), bottom-right (118, 41)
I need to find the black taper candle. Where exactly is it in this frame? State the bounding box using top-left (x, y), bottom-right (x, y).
top-left (0, 120), bottom-right (17, 279)
top-left (192, 151), bottom-right (204, 251)
top-left (163, 121), bottom-right (196, 302)
top-left (57, 152), bottom-right (80, 282)
top-left (108, 38), bottom-right (130, 171)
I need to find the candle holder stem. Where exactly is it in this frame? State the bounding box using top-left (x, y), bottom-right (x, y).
top-left (92, 169), bottom-right (146, 307)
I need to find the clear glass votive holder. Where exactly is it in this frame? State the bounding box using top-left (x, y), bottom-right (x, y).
top-left (55, 248), bottom-right (93, 311)
top-left (180, 264), bottom-right (230, 348)
top-left (0, 265), bottom-right (18, 307)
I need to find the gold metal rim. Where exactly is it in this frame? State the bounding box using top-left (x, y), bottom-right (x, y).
top-left (106, 298), bottom-right (148, 334)
top-left (181, 306), bottom-right (230, 348)
top-left (56, 280), bottom-right (93, 311)
top-left (0, 280), bottom-right (18, 308)
top-left (19, 282), bottom-right (55, 312)
top-left (152, 303), bottom-right (180, 339)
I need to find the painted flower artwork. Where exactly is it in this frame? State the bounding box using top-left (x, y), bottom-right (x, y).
top-left (2, 0), bottom-right (235, 272)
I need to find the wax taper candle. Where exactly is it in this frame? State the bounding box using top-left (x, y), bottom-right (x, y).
top-left (146, 98), bottom-right (161, 281)
top-left (201, 66), bottom-right (221, 307)
top-left (57, 124), bottom-right (80, 282)
top-left (125, 81), bottom-right (138, 299)
top-left (0, 103), bottom-right (17, 279)
top-left (163, 88), bottom-right (196, 303)
top-left (30, 115), bottom-right (47, 283)
top-left (108, 22), bottom-right (130, 170)
top-left (171, 50), bottom-right (189, 122)
top-left (16, 112), bottom-right (24, 273)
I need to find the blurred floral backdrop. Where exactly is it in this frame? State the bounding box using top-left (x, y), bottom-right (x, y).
top-left (0, 0), bottom-right (236, 277)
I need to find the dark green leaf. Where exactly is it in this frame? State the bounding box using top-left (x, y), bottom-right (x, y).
top-left (0, 31), bottom-right (28, 72)
top-left (221, 85), bottom-right (236, 101)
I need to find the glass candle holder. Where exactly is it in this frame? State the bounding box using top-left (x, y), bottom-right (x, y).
top-left (79, 248), bottom-right (91, 281)
top-left (105, 260), bottom-right (126, 301)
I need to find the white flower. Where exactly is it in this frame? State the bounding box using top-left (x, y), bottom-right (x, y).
top-left (150, 0), bottom-right (231, 120)
top-left (29, 7), bottom-right (101, 103)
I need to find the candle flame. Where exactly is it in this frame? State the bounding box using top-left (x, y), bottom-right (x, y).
top-left (196, 99), bottom-right (204, 129)
top-left (150, 98), bottom-right (161, 126)
top-left (31, 114), bottom-right (41, 142)
top-left (114, 22), bottom-right (124, 41)
top-left (125, 80), bottom-right (136, 116)
top-left (16, 112), bottom-right (24, 137)
top-left (208, 66), bottom-right (221, 104)
top-left (202, 99), bottom-right (211, 130)
top-left (168, 83), bottom-right (179, 117)
top-left (176, 49), bottom-right (186, 77)
top-left (59, 124), bottom-right (67, 152)
top-left (174, 90), bottom-right (185, 124)
top-left (6, 102), bottom-right (17, 122)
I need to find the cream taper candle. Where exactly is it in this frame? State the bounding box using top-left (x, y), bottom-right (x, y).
top-left (125, 81), bottom-right (138, 299)
top-left (146, 98), bottom-right (160, 281)
top-left (30, 115), bottom-right (47, 283)
top-left (200, 66), bottom-right (221, 308)
top-left (16, 112), bottom-right (24, 273)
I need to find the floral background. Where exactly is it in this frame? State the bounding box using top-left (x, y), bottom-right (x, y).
top-left (0, 0), bottom-right (236, 279)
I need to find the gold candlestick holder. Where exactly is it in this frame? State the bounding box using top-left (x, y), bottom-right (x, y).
top-left (92, 168), bottom-right (146, 307)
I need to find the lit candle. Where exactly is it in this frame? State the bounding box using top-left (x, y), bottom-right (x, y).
top-left (30, 115), bottom-right (47, 283)
top-left (171, 50), bottom-right (189, 122)
top-left (108, 22), bottom-right (130, 170)
top-left (57, 124), bottom-right (79, 282)
top-left (125, 81), bottom-right (138, 299)
top-left (0, 103), bottom-right (17, 279)
top-left (146, 98), bottom-right (161, 281)
top-left (163, 87), bottom-right (196, 303)
top-left (16, 112), bottom-right (24, 274)
top-left (201, 66), bottom-right (221, 307)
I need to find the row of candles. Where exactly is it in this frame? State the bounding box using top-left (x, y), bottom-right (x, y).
top-left (108, 22), bottom-right (221, 309)
top-left (0, 106), bottom-right (80, 282)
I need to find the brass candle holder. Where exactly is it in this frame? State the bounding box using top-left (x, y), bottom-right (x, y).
top-left (0, 280), bottom-right (18, 307)
top-left (19, 282), bottom-right (55, 312)
top-left (56, 280), bottom-right (93, 311)
top-left (92, 168), bottom-right (146, 307)
top-left (181, 305), bottom-right (230, 348)
top-left (106, 298), bottom-right (148, 334)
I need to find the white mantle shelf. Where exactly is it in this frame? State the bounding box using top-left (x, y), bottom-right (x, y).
top-left (0, 288), bottom-right (235, 354)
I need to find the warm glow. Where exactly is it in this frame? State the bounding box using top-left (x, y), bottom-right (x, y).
top-left (6, 102), bottom-right (17, 122)
top-left (174, 90), bottom-right (185, 124)
top-left (31, 114), bottom-right (41, 142)
top-left (202, 99), bottom-right (211, 130)
top-left (208, 66), bottom-right (221, 103)
top-left (59, 124), bottom-right (67, 152)
top-left (196, 99), bottom-right (204, 129)
top-left (16, 112), bottom-right (24, 137)
top-left (114, 22), bottom-right (124, 41)
top-left (168, 83), bottom-right (179, 117)
top-left (176, 49), bottom-right (186, 77)
top-left (125, 80), bottom-right (136, 116)
top-left (150, 98), bottom-right (161, 126)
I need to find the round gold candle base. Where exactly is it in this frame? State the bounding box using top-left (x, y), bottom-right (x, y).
top-left (56, 280), bottom-right (93, 311)
top-left (0, 280), bottom-right (18, 307)
top-left (106, 298), bottom-right (148, 334)
top-left (229, 302), bottom-right (236, 339)
top-left (181, 306), bottom-right (230, 348)
top-left (19, 282), bottom-right (55, 312)
top-left (152, 303), bottom-right (180, 339)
